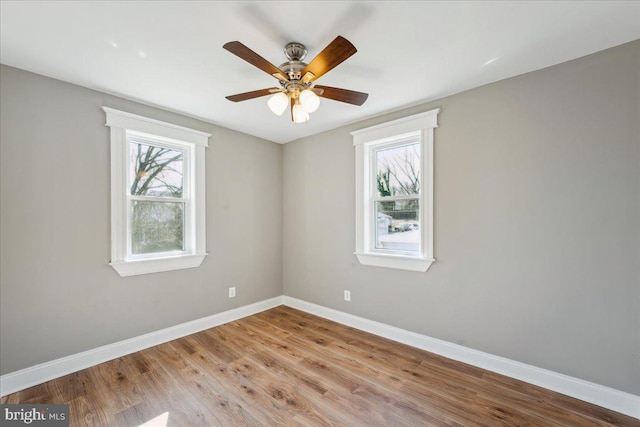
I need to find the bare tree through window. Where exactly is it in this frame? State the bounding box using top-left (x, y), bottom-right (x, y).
top-left (129, 142), bottom-right (185, 254)
top-left (377, 143), bottom-right (420, 196)
top-left (375, 143), bottom-right (421, 252)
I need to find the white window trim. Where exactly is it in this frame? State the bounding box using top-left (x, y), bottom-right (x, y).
top-left (352, 109), bottom-right (440, 272)
top-left (103, 107), bottom-right (210, 277)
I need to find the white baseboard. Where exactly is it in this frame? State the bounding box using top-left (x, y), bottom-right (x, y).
top-left (282, 296), bottom-right (640, 420)
top-left (0, 296), bottom-right (284, 397)
top-left (2, 294), bottom-right (638, 419)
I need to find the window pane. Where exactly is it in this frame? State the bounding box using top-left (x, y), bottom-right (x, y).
top-left (130, 141), bottom-right (183, 197)
top-left (376, 143), bottom-right (420, 196)
top-left (375, 199), bottom-right (420, 253)
top-left (131, 201), bottom-right (184, 254)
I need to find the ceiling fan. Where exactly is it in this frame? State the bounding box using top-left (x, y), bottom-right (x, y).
top-left (223, 36), bottom-right (368, 123)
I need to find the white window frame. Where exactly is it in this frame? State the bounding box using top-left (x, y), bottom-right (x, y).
top-left (352, 109), bottom-right (440, 272)
top-left (103, 107), bottom-right (209, 277)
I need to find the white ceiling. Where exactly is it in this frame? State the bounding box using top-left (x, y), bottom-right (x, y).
top-left (1, 1), bottom-right (639, 143)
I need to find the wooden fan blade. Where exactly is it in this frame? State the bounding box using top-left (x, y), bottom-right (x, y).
top-left (226, 88), bottom-right (280, 102)
top-left (314, 85), bottom-right (368, 106)
top-left (223, 41), bottom-right (289, 82)
top-left (301, 36), bottom-right (357, 82)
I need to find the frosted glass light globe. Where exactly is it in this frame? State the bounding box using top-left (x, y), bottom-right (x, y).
top-left (267, 92), bottom-right (288, 116)
top-left (299, 89), bottom-right (320, 113)
top-left (292, 103), bottom-right (309, 123)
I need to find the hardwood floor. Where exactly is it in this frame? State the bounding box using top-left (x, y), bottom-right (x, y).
top-left (1, 306), bottom-right (638, 426)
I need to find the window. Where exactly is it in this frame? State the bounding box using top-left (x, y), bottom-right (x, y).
top-left (103, 107), bottom-right (209, 276)
top-left (352, 109), bottom-right (440, 271)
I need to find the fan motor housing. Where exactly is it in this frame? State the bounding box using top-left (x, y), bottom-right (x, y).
top-left (279, 61), bottom-right (306, 81)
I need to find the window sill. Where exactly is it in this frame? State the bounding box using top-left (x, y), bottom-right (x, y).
top-left (354, 252), bottom-right (435, 272)
top-left (110, 253), bottom-right (208, 277)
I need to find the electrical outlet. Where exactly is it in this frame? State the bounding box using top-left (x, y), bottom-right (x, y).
top-left (344, 290), bottom-right (351, 302)
top-left (229, 287), bottom-right (236, 298)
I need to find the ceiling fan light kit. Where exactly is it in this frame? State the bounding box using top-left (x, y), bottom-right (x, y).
top-left (224, 36), bottom-right (368, 124)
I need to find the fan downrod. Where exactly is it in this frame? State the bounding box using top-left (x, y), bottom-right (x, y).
top-left (280, 42), bottom-right (309, 82)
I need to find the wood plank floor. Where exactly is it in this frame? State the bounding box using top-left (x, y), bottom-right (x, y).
top-left (1, 306), bottom-right (638, 426)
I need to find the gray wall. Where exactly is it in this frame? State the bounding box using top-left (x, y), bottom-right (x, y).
top-left (0, 65), bottom-right (283, 375)
top-left (283, 41), bottom-right (640, 394)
